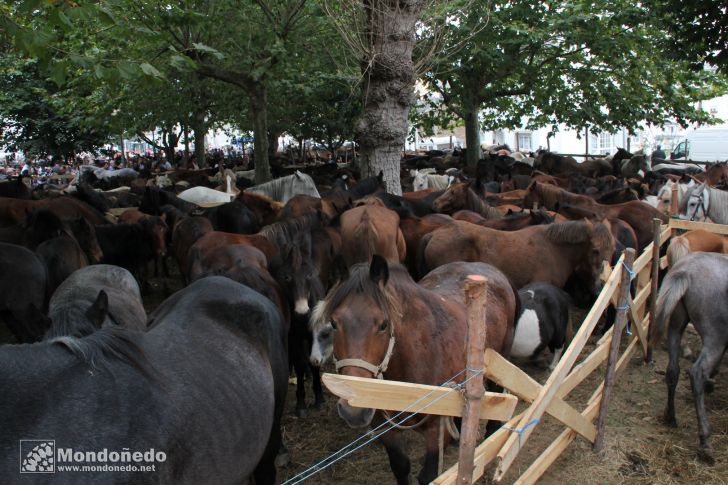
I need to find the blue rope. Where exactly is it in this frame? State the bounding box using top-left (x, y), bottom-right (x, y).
top-left (502, 418), bottom-right (541, 449)
top-left (622, 261), bottom-right (636, 281)
top-left (283, 368), bottom-right (484, 484)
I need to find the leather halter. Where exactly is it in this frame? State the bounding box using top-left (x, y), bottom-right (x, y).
top-left (689, 192), bottom-right (708, 221)
top-left (334, 322), bottom-right (396, 380)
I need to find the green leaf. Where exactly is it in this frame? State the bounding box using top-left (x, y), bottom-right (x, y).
top-left (192, 43), bottom-right (224, 60)
top-left (140, 63), bottom-right (163, 78)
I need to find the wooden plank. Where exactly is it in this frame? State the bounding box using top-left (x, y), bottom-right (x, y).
top-left (457, 276), bottom-right (488, 485)
top-left (492, 256), bottom-right (624, 482)
top-left (660, 255), bottom-right (669, 270)
top-left (632, 243), bottom-right (654, 274)
top-left (647, 218), bottom-right (663, 362)
top-left (321, 374), bottom-right (517, 422)
top-left (633, 284), bottom-right (651, 312)
top-left (559, 337), bottom-right (611, 397)
top-left (484, 350), bottom-right (597, 442)
top-left (669, 218), bottom-right (728, 235)
top-left (659, 226), bottom-right (672, 246)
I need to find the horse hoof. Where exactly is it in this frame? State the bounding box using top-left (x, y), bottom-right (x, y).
top-left (314, 401), bottom-right (326, 412)
top-left (698, 447), bottom-right (715, 465)
top-left (661, 413), bottom-right (677, 428)
top-left (295, 408), bottom-right (308, 418)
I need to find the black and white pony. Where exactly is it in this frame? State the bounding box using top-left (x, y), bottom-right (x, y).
top-left (245, 171), bottom-right (320, 203)
top-left (0, 277), bottom-right (287, 484)
top-left (648, 253), bottom-right (728, 464)
top-left (511, 282), bottom-right (571, 370)
top-left (679, 182), bottom-right (728, 223)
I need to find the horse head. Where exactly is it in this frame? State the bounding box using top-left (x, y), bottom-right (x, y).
top-left (432, 182), bottom-right (467, 213)
top-left (682, 184), bottom-right (709, 222)
top-left (586, 220), bottom-right (616, 295)
top-left (271, 232), bottom-right (321, 316)
top-left (320, 255), bottom-right (402, 428)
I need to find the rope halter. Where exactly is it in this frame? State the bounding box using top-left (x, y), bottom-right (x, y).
top-left (334, 321), bottom-right (396, 380)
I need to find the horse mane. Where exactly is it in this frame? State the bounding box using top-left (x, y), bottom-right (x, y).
top-left (544, 220), bottom-right (592, 244)
top-left (354, 196), bottom-right (387, 208)
top-left (530, 182), bottom-right (588, 210)
top-left (348, 174), bottom-right (384, 199)
top-left (315, 262), bottom-right (406, 331)
top-left (259, 212), bottom-right (322, 250)
top-left (49, 326), bottom-right (155, 379)
top-left (465, 186), bottom-right (501, 219)
top-left (45, 305), bottom-right (97, 339)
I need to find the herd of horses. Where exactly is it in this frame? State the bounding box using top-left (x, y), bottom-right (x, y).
top-left (1, 147), bottom-right (728, 482)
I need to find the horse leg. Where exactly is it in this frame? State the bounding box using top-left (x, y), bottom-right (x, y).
top-left (377, 426), bottom-right (411, 485)
top-left (689, 341), bottom-right (724, 464)
top-left (663, 307), bottom-right (688, 427)
top-left (310, 363), bottom-right (326, 411)
top-left (418, 420), bottom-right (448, 485)
top-left (290, 327), bottom-right (308, 417)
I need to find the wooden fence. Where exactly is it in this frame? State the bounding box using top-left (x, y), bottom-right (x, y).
top-left (322, 216), bottom-right (728, 484)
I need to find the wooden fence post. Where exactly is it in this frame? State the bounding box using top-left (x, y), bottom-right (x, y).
top-left (457, 276), bottom-right (488, 485)
top-left (670, 184), bottom-right (679, 217)
top-left (593, 248), bottom-right (636, 452)
top-left (647, 218), bottom-right (662, 362)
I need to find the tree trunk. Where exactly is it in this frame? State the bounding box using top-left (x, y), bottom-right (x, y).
top-left (183, 123), bottom-right (190, 167)
top-left (119, 133), bottom-right (126, 162)
top-left (249, 83), bottom-right (271, 184)
top-left (355, 0), bottom-right (424, 195)
top-left (192, 113), bottom-right (207, 168)
top-left (267, 128), bottom-right (281, 161)
top-left (464, 106), bottom-right (481, 168)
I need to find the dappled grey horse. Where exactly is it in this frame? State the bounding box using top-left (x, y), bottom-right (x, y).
top-left (648, 252), bottom-right (728, 464)
top-left (245, 170), bottom-right (320, 203)
top-left (46, 264), bottom-right (148, 339)
top-left (0, 276), bottom-right (287, 484)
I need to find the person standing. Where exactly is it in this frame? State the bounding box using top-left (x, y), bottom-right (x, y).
top-left (651, 145), bottom-right (666, 162)
top-left (20, 159), bottom-right (33, 177)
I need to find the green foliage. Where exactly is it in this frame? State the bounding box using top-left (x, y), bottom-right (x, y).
top-left (421, 0), bottom-right (727, 138)
top-left (0, 53), bottom-right (111, 159)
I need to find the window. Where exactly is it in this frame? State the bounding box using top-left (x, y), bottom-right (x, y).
top-left (517, 132), bottom-right (533, 151)
top-left (590, 132), bottom-right (614, 155)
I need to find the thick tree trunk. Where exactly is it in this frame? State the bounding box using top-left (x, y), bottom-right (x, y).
top-left (464, 107), bottom-right (481, 168)
top-left (355, 0), bottom-right (424, 195)
top-left (192, 112), bottom-right (207, 167)
top-left (250, 84), bottom-right (271, 184)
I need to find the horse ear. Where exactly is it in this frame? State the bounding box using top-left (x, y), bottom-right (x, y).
top-left (330, 254), bottom-right (349, 285)
top-left (369, 254), bottom-right (389, 286)
top-left (377, 170), bottom-right (384, 182)
top-left (86, 290), bottom-right (109, 329)
top-left (506, 208), bottom-right (513, 215)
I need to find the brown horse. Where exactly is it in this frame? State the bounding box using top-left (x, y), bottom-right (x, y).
top-left (398, 213), bottom-right (453, 276)
top-left (171, 216), bottom-right (214, 282)
top-left (312, 256), bottom-right (517, 484)
top-left (432, 182), bottom-right (502, 219)
top-left (339, 204), bottom-right (406, 267)
top-left (667, 229), bottom-right (728, 266)
top-left (237, 191), bottom-right (284, 226)
top-left (421, 220), bottom-right (615, 293)
top-left (0, 196), bottom-right (107, 227)
top-left (453, 208), bottom-right (556, 231)
top-left (525, 181), bottom-right (667, 250)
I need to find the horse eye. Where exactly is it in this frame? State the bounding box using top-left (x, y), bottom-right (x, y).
top-left (378, 321), bottom-right (388, 332)
top-left (320, 330), bottom-right (331, 339)
top-left (330, 320), bottom-right (337, 330)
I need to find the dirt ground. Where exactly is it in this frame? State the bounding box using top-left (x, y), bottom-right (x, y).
top-left (6, 264), bottom-right (727, 485)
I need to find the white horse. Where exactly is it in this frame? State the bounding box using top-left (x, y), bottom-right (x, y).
top-left (652, 179), bottom-right (695, 215)
top-left (177, 186), bottom-right (236, 206)
top-left (410, 169), bottom-right (454, 191)
top-left (680, 182), bottom-right (728, 223)
top-left (245, 170), bottom-right (320, 203)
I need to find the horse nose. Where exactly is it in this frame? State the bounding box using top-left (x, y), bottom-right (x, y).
top-left (336, 399), bottom-right (375, 428)
top-left (294, 298), bottom-right (310, 315)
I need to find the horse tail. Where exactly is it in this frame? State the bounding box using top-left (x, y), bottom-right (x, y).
top-left (648, 268), bottom-right (689, 361)
top-left (667, 235), bottom-right (689, 267)
top-left (416, 231), bottom-right (434, 279)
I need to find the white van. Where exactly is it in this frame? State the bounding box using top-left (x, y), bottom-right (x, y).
top-left (671, 125), bottom-right (728, 162)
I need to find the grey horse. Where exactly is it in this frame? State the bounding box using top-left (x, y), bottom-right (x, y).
top-left (648, 252), bottom-right (728, 464)
top-left (46, 264), bottom-right (148, 339)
